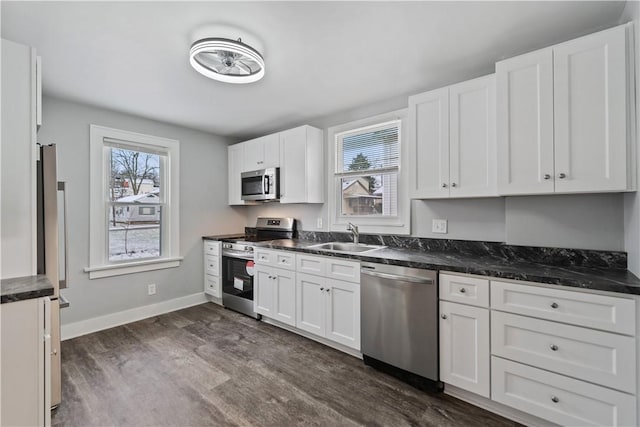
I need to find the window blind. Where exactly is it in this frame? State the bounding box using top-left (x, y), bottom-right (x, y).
top-left (336, 120), bottom-right (400, 177)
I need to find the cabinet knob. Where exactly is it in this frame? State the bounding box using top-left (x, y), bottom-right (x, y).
top-left (558, 173), bottom-right (566, 179)
top-left (441, 314), bottom-right (447, 319)
top-left (550, 344), bottom-right (559, 351)
top-left (326, 288), bottom-right (330, 293)
top-left (550, 302), bottom-right (558, 309)
top-left (320, 287), bottom-right (324, 291)
top-left (51, 349), bottom-right (58, 356)
top-left (442, 183), bottom-right (448, 188)
top-left (451, 183), bottom-right (457, 188)
top-left (551, 396), bottom-right (559, 403)
top-left (543, 174), bottom-right (551, 180)
top-left (459, 288), bottom-right (466, 294)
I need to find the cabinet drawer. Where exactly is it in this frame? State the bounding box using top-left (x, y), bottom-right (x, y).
top-left (204, 241), bottom-right (220, 256)
top-left (491, 356), bottom-right (636, 427)
top-left (204, 275), bottom-right (220, 298)
top-left (254, 249), bottom-right (295, 270)
top-left (326, 258), bottom-right (360, 283)
top-left (297, 254), bottom-right (326, 276)
top-left (254, 248), bottom-right (274, 265)
top-left (491, 280), bottom-right (636, 335)
top-left (204, 255), bottom-right (219, 276)
top-left (491, 311), bottom-right (636, 393)
top-left (440, 273), bottom-right (489, 307)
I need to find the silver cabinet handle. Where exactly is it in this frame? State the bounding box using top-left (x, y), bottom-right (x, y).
top-left (550, 344), bottom-right (559, 351)
top-left (543, 174), bottom-right (551, 180)
top-left (550, 302), bottom-right (559, 309)
top-left (441, 183), bottom-right (448, 188)
top-left (441, 314), bottom-right (447, 319)
top-left (551, 396), bottom-right (559, 403)
top-left (58, 181), bottom-right (69, 289)
top-left (451, 183), bottom-right (457, 188)
top-left (459, 288), bottom-right (466, 294)
top-left (558, 173), bottom-right (566, 179)
top-left (361, 269), bottom-right (434, 284)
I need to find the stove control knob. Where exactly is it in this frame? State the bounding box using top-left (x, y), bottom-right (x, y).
top-left (246, 247), bottom-right (254, 252)
top-left (222, 243), bottom-right (232, 249)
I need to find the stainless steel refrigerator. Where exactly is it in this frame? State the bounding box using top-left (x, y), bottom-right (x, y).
top-left (37, 144), bottom-right (68, 409)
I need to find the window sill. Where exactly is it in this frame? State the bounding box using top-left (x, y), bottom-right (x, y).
top-left (84, 256), bottom-right (183, 279)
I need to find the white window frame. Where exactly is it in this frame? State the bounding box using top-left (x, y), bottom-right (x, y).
top-left (327, 109), bottom-right (410, 235)
top-left (85, 125), bottom-right (182, 279)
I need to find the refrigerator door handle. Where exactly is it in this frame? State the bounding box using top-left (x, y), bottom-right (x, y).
top-left (57, 181), bottom-right (68, 289)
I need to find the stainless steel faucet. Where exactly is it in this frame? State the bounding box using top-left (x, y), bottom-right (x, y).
top-left (347, 222), bottom-right (359, 245)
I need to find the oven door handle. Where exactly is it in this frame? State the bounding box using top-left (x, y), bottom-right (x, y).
top-left (222, 253), bottom-right (255, 261)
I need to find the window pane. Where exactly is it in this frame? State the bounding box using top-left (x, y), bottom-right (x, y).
top-left (109, 147), bottom-right (161, 202)
top-left (108, 204), bottom-right (161, 261)
top-left (340, 123), bottom-right (399, 173)
top-left (340, 174), bottom-right (397, 216)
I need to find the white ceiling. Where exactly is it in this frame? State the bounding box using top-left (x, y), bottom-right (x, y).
top-left (1, 1), bottom-right (627, 140)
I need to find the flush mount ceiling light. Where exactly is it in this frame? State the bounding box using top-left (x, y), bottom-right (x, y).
top-left (189, 37), bottom-right (265, 84)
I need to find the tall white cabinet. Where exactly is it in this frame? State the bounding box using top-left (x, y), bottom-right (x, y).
top-left (227, 143), bottom-right (244, 206)
top-left (1, 39), bottom-right (41, 279)
top-left (497, 24), bottom-right (635, 195)
top-left (408, 74), bottom-right (497, 199)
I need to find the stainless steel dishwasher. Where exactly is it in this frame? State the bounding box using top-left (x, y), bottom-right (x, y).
top-left (360, 262), bottom-right (440, 390)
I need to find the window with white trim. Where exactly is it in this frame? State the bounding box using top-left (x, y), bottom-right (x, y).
top-left (86, 125), bottom-right (181, 279)
top-left (328, 110), bottom-right (410, 235)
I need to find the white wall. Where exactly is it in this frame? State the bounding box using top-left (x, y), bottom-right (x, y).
top-left (622, 2), bottom-right (640, 275)
top-left (38, 96), bottom-right (245, 325)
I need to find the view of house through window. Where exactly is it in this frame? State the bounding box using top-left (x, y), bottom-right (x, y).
top-left (336, 121), bottom-right (400, 217)
top-left (108, 146), bottom-right (162, 261)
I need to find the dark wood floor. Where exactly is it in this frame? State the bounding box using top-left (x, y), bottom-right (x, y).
top-left (52, 303), bottom-right (518, 427)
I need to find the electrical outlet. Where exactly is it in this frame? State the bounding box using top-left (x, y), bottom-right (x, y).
top-left (148, 284), bottom-right (156, 295)
top-left (317, 217), bottom-right (323, 229)
top-left (432, 219), bottom-right (448, 234)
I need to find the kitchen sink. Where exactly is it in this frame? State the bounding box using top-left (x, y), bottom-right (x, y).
top-left (308, 242), bottom-right (386, 254)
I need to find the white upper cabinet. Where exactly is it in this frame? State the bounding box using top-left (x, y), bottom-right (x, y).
top-left (279, 125), bottom-right (324, 204)
top-left (496, 48), bottom-right (554, 194)
top-left (408, 87), bottom-right (450, 198)
top-left (449, 75), bottom-right (497, 197)
top-left (408, 74), bottom-right (497, 199)
top-left (243, 133), bottom-right (280, 172)
top-left (227, 143), bottom-right (245, 205)
top-left (497, 24), bottom-right (635, 195)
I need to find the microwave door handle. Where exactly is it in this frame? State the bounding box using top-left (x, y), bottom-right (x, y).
top-left (263, 175), bottom-right (269, 195)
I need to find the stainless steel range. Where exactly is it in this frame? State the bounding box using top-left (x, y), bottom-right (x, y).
top-left (221, 217), bottom-right (296, 318)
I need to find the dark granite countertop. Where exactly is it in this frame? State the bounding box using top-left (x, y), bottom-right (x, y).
top-left (1, 275), bottom-right (54, 304)
top-left (203, 234), bottom-right (246, 241)
top-left (253, 239), bottom-right (640, 296)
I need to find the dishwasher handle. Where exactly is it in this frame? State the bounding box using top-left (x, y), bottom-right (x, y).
top-left (361, 269), bottom-right (434, 285)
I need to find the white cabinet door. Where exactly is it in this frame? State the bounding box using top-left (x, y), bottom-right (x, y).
top-left (325, 280), bottom-right (360, 350)
top-left (279, 126), bottom-right (324, 204)
top-left (254, 265), bottom-right (275, 317)
top-left (439, 300), bottom-right (490, 398)
top-left (408, 87), bottom-right (450, 198)
top-left (496, 48), bottom-right (554, 195)
top-left (554, 25), bottom-right (629, 193)
top-left (449, 75), bottom-right (497, 197)
top-left (227, 144), bottom-right (245, 205)
top-left (296, 273), bottom-right (326, 337)
top-left (273, 268), bottom-right (296, 326)
top-left (244, 134), bottom-right (280, 171)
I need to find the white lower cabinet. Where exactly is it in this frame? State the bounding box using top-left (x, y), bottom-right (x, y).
top-left (492, 357), bottom-right (636, 427)
top-left (296, 272), bottom-right (360, 350)
top-left (1, 297), bottom-right (51, 427)
top-left (254, 264), bottom-right (296, 326)
top-left (439, 300), bottom-right (490, 398)
top-left (440, 272), bottom-right (638, 426)
top-left (203, 241), bottom-right (222, 299)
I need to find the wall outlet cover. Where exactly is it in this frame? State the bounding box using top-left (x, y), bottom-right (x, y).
top-left (317, 217), bottom-right (323, 229)
top-left (148, 283), bottom-right (156, 295)
top-left (432, 219), bottom-right (448, 234)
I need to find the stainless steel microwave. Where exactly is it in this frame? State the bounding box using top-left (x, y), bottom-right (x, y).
top-left (241, 167), bottom-right (280, 201)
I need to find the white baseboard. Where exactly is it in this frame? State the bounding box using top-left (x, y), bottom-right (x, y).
top-left (61, 292), bottom-right (208, 340)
